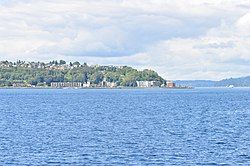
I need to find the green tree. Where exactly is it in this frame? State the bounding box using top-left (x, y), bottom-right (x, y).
top-left (59, 60), bottom-right (66, 65)
top-left (73, 61), bottom-right (80, 67)
top-left (90, 72), bottom-right (104, 84)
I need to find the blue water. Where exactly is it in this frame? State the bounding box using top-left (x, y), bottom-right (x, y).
top-left (0, 88), bottom-right (249, 165)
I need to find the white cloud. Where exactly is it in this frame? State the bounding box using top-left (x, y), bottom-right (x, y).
top-left (0, 0), bottom-right (250, 80)
top-left (236, 13), bottom-right (250, 36)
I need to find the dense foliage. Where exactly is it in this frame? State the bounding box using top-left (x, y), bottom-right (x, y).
top-left (0, 61), bottom-right (164, 87)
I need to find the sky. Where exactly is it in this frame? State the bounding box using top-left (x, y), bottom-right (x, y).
top-left (0, 0), bottom-right (250, 80)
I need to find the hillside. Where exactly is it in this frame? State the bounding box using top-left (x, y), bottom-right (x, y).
top-left (0, 60), bottom-right (164, 87)
top-left (175, 76), bottom-right (250, 87)
top-left (175, 80), bottom-right (216, 87)
top-left (215, 76), bottom-right (250, 87)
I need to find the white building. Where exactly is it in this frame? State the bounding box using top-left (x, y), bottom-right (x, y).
top-left (82, 82), bottom-right (91, 88)
top-left (100, 80), bottom-right (117, 88)
top-left (51, 82), bottom-right (82, 88)
top-left (136, 81), bottom-right (161, 88)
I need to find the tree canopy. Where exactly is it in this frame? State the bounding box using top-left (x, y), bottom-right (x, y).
top-left (0, 61), bottom-right (164, 87)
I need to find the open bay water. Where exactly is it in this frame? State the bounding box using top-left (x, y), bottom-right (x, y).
top-left (0, 88), bottom-right (249, 165)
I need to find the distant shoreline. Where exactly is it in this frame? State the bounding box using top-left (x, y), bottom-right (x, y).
top-left (0, 86), bottom-right (194, 90)
top-left (1, 86), bottom-right (250, 90)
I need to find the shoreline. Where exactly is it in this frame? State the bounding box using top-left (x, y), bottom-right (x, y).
top-left (0, 86), bottom-right (194, 90)
top-left (1, 86), bottom-right (250, 90)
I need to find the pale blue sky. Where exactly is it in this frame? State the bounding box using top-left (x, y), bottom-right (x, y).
top-left (0, 0), bottom-right (249, 80)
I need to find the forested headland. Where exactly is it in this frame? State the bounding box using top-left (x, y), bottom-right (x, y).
top-left (0, 60), bottom-right (164, 87)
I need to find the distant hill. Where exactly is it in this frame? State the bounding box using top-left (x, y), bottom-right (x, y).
top-left (175, 80), bottom-right (216, 87)
top-left (215, 76), bottom-right (250, 87)
top-left (175, 76), bottom-right (250, 87)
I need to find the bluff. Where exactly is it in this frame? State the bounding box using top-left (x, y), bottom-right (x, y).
top-left (0, 60), bottom-right (164, 87)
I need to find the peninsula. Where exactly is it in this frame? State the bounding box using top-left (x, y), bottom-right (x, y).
top-left (0, 60), bottom-right (182, 88)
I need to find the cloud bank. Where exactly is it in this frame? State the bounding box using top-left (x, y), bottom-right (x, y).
top-left (0, 0), bottom-right (250, 80)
